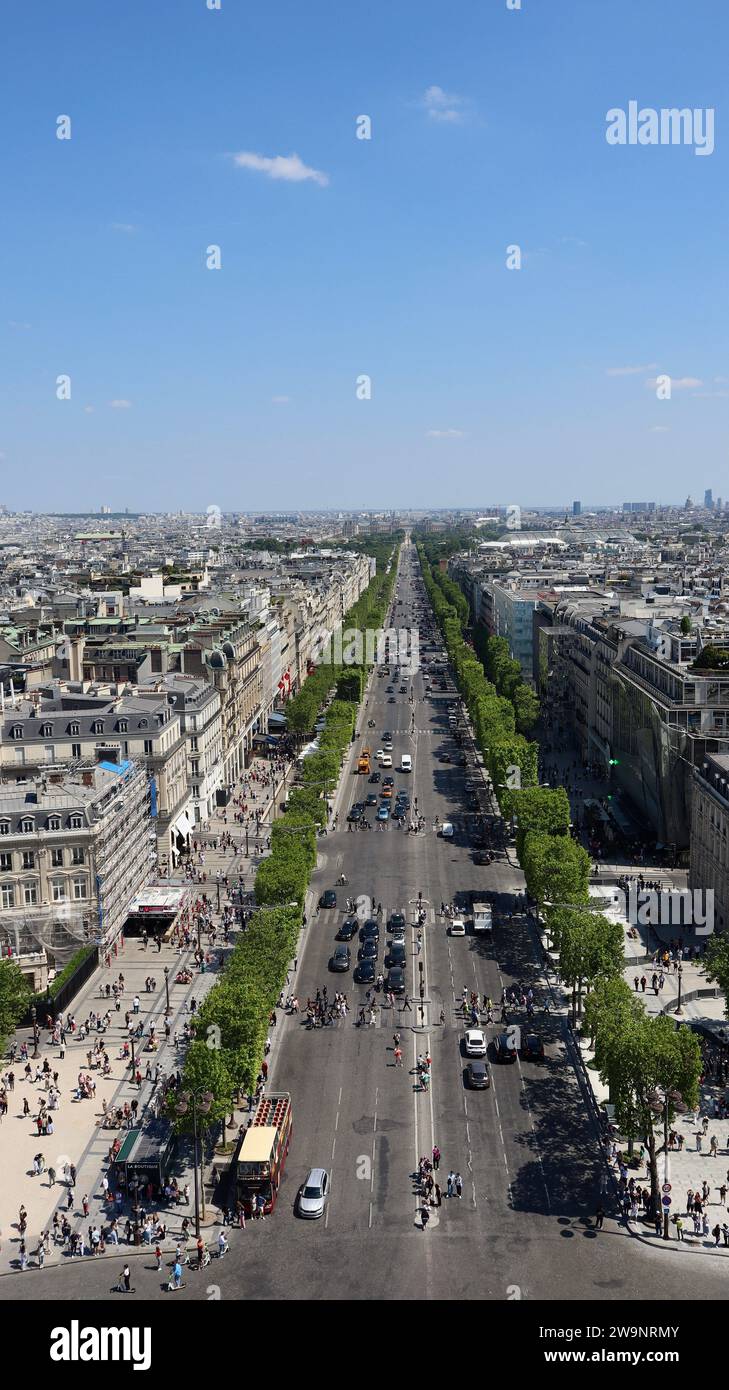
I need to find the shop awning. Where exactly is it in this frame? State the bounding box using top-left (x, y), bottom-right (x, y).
top-left (174, 812), bottom-right (192, 839)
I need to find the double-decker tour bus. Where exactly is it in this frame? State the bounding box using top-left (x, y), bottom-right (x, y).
top-left (233, 1092), bottom-right (292, 1216)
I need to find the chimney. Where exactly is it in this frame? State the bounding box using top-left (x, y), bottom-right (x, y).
top-left (82, 769), bottom-right (94, 787)
top-left (68, 637), bottom-right (85, 683)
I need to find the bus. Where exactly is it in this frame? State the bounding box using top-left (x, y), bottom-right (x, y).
top-left (233, 1092), bottom-right (292, 1216)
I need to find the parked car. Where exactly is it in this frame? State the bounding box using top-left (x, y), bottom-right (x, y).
top-left (464, 1029), bottom-right (488, 1057)
top-left (466, 1060), bottom-right (490, 1090)
top-left (319, 890), bottom-right (337, 908)
top-left (336, 918), bottom-right (358, 941)
top-left (329, 945), bottom-right (351, 972)
top-left (297, 1167), bottom-right (329, 1219)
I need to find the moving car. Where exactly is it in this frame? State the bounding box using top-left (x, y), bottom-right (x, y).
top-left (388, 696), bottom-right (396, 703)
top-left (347, 806), bottom-right (363, 823)
top-left (336, 918), bottom-right (358, 941)
top-left (382, 732), bottom-right (393, 742)
top-left (385, 966), bottom-right (406, 995)
top-left (329, 945), bottom-right (351, 972)
top-left (385, 942), bottom-right (407, 968)
top-left (440, 754), bottom-right (451, 764)
top-left (354, 958), bottom-right (376, 984)
top-left (473, 850), bottom-right (492, 866)
top-left (440, 822), bottom-right (454, 838)
top-left (401, 754), bottom-right (412, 773)
top-left (390, 927), bottom-right (406, 947)
top-left (298, 1167), bottom-right (329, 1219)
top-left (388, 912), bottom-right (406, 930)
top-left (493, 1033), bottom-right (518, 1063)
top-left (466, 1060), bottom-right (490, 1090)
top-left (383, 776), bottom-right (394, 786)
top-left (358, 939), bottom-right (378, 962)
top-left (319, 890), bottom-right (337, 908)
top-left (369, 771), bottom-right (381, 784)
top-left (380, 755), bottom-right (393, 768)
top-left (450, 918), bottom-right (466, 937)
top-left (360, 920), bottom-right (380, 943)
top-left (464, 1029), bottom-right (488, 1057)
top-left (366, 792), bottom-right (379, 806)
top-left (522, 1033), bottom-right (545, 1062)
top-left (377, 805), bottom-right (390, 821)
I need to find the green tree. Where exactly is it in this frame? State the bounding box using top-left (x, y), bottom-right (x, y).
top-left (0, 959), bottom-right (30, 1051)
top-left (547, 907), bottom-right (624, 1022)
top-left (172, 1042), bottom-right (234, 1134)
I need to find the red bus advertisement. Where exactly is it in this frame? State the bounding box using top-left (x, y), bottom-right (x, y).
top-left (234, 1093), bottom-right (292, 1216)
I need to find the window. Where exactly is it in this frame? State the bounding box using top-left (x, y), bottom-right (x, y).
top-left (22, 850), bottom-right (35, 869)
top-left (71, 847), bottom-right (85, 866)
top-left (117, 719), bottom-right (128, 733)
top-left (0, 852), bottom-right (11, 872)
top-left (51, 881), bottom-right (66, 903)
top-left (10, 725), bottom-right (22, 739)
top-left (92, 721), bottom-right (104, 735)
top-left (14, 748), bottom-right (25, 765)
top-left (69, 722), bottom-right (80, 736)
top-left (139, 718), bottom-right (148, 728)
top-left (192, 784), bottom-right (200, 798)
top-left (0, 821), bottom-right (9, 836)
top-left (190, 760), bottom-right (199, 777)
top-left (190, 736), bottom-right (198, 751)
top-left (51, 847), bottom-right (63, 868)
top-left (46, 816), bottom-right (61, 832)
top-left (41, 723), bottom-right (53, 738)
top-left (23, 882), bottom-right (38, 905)
top-left (71, 743), bottom-right (81, 759)
top-left (144, 739), bottom-right (153, 755)
top-left (69, 815), bottom-right (83, 830)
top-left (0, 884), bottom-right (14, 909)
top-left (20, 818), bottom-right (34, 834)
top-left (73, 878), bottom-right (88, 900)
top-left (44, 746), bottom-right (55, 763)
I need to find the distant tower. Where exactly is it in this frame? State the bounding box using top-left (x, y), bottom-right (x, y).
top-left (572, 501), bottom-right (581, 516)
top-left (705, 489), bottom-right (714, 510)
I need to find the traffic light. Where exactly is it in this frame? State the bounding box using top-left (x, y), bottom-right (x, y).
top-left (608, 758), bottom-right (619, 766)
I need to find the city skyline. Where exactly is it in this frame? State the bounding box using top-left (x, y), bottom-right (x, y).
top-left (1, 0), bottom-right (726, 511)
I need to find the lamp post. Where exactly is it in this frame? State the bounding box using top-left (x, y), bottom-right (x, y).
top-left (130, 1031), bottom-right (136, 1081)
top-left (216, 880), bottom-right (221, 913)
top-left (164, 966), bottom-right (170, 1014)
top-left (176, 1089), bottom-right (213, 1238)
top-left (675, 962), bottom-right (684, 1016)
top-left (30, 1004), bottom-right (39, 1060)
top-left (648, 1087), bottom-right (685, 1238)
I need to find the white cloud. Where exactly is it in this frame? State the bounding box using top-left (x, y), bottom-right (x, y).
top-left (422, 86), bottom-right (465, 123)
top-left (231, 151), bottom-right (328, 187)
top-left (271, 395), bottom-right (290, 404)
top-left (7, 321), bottom-right (31, 330)
top-left (426, 428), bottom-right (465, 438)
top-left (645, 376), bottom-right (702, 391)
top-left (606, 363), bottom-right (658, 376)
top-left (84, 406), bottom-right (95, 414)
top-left (648, 425), bottom-right (670, 432)
top-left (109, 399), bottom-right (132, 409)
top-left (111, 223), bottom-right (137, 234)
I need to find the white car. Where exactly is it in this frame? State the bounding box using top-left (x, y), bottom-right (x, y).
top-left (375, 749), bottom-right (385, 760)
top-left (440, 822), bottom-right (454, 838)
top-left (380, 755), bottom-right (393, 768)
top-left (450, 918), bottom-right (466, 936)
top-left (465, 1029), bottom-right (487, 1057)
top-left (298, 1167), bottom-right (330, 1219)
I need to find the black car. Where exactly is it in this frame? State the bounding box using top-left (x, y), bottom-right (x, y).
top-left (466, 1061), bottom-right (490, 1089)
top-left (400, 685), bottom-right (407, 693)
top-left (440, 753), bottom-right (450, 763)
top-left (522, 1034), bottom-right (545, 1062)
top-left (319, 890), bottom-right (337, 909)
top-left (383, 776), bottom-right (394, 787)
top-left (366, 792), bottom-right (379, 806)
top-left (354, 959), bottom-right (376, 984)
top-left (388, 696), bottom-right (396, 703)
top-left (336, 918), bottom-right (358, 941)
top-left (458, 754), bottom-right (468, 766)
top-left (329, 945), bottom-right (351, 973)
top-left (360, 919), bottom-right (380, 943)
top-left (388, 911), bottom-right (406, 931)
top-left (385, 966), bottom-right (406, 995)
top-left (473, 850), bottom-right (492, 866)
top-left (369, 771), bottom-right (381, 784)
top-left (382, 732), bottom-right (393, 741)
top-left (385, 943), bottom-right (407, 969)
top-left (493, 1033), bottom-right (518, 1063)
top-left (347, 806), bottom-right (363, 823)
top-left (358, 939), bottom-right (378, 962)
top-left (395, 796), bottom-right (410, 811)
top-left (386, 686), bottom-right (394, 693)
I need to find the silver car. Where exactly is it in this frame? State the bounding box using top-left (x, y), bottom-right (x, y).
top-left (298, 1167), bottom-right (330, 1219)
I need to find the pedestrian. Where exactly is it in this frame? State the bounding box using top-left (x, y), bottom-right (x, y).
top-left (394, 1046), bottom-right (403, 1067)
top-left (455, 1172), bottom-right (463, 1199)
top-left (432, 1145), bottom-right (440, 1170)
top-left (446, 1172), bottom-right (454, 1198)
top-left (697, 1133), bottom-right (703, 1152)
top-left (720, 1184), bottom-right (727, 1207)
top-left (710, 1135), bottom-right (719, 1157)
top-left (640, 976), bottom-right (646, 992)
top-left (713, 1223), bottom-right (721, 1246)
top-left (675, 1216), bottom-right (684, 1241)
top-left (595, 1204), bottom-right (605, 1230)
top-left (82, 1194), bottom-right (89, 1217)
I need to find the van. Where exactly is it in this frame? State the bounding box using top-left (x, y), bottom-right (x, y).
top-left (401, 754), bottom-right (412, 773)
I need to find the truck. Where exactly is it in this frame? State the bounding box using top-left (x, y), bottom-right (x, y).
top-left (233, 1092), bottom-right (293, 1216)
top-left (472, 902), bottom-right (493, 936)
top-left (358, 747), bottom-right (371, 775)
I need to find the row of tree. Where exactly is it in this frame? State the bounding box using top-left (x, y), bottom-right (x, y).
top-left (420, 546), bottom-right (706, 1218)
top-left (173, 543), bottom-right (399, 1133)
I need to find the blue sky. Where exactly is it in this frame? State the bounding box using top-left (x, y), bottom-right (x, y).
top-left (1, 0), bottom-right (726, 512)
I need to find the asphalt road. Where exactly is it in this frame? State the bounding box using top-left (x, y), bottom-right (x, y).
top-left (5, 539), bottom-right (729, 1303)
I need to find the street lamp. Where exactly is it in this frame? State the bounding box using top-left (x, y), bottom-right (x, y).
top-left (164, 966), bottom-right (170, 1014)
top-left (176, 1089), bottom-right (214, 1238)
top-left (648, 1087), bottom-right (686, 1239)
top-left (30, 1004), bottom-right (39, 1060)
top-left (675, 962), bottom-right (683, 1016)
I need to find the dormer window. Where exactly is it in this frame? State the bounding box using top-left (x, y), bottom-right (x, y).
top-left (20, 817), bottom-right (35, 833)
top-left (10, 725), bottom-right (22, 740)
top-left (92, 721), bottom-right (104, 735)
top-left (41, 723), bottom-right (53, 738)
top-left (117, 720), bottom-right (128, 733)
top-left (0, 820), bottom-right (9, 836)
top-left (139, 718), bottom-right (148, 729)
top-left (69, 722), bottom-right (80, 736)
top-left (46, 816), bottom-right (61, 831)
top-left (68, 814), bottom-right (83, 830)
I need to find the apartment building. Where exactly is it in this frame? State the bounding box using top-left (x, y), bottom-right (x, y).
top-left (153, 674), bottom-right (223, 824)
top-left (0, 759), bottom-right (150, 961)
top-left (690, 753), bottom-right (729, 935)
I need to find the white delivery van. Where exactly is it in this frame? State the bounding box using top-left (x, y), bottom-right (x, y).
top-left (472, 902), bottom-right (493, 935)
top-left (401, 754), bottom-right (412, 773)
